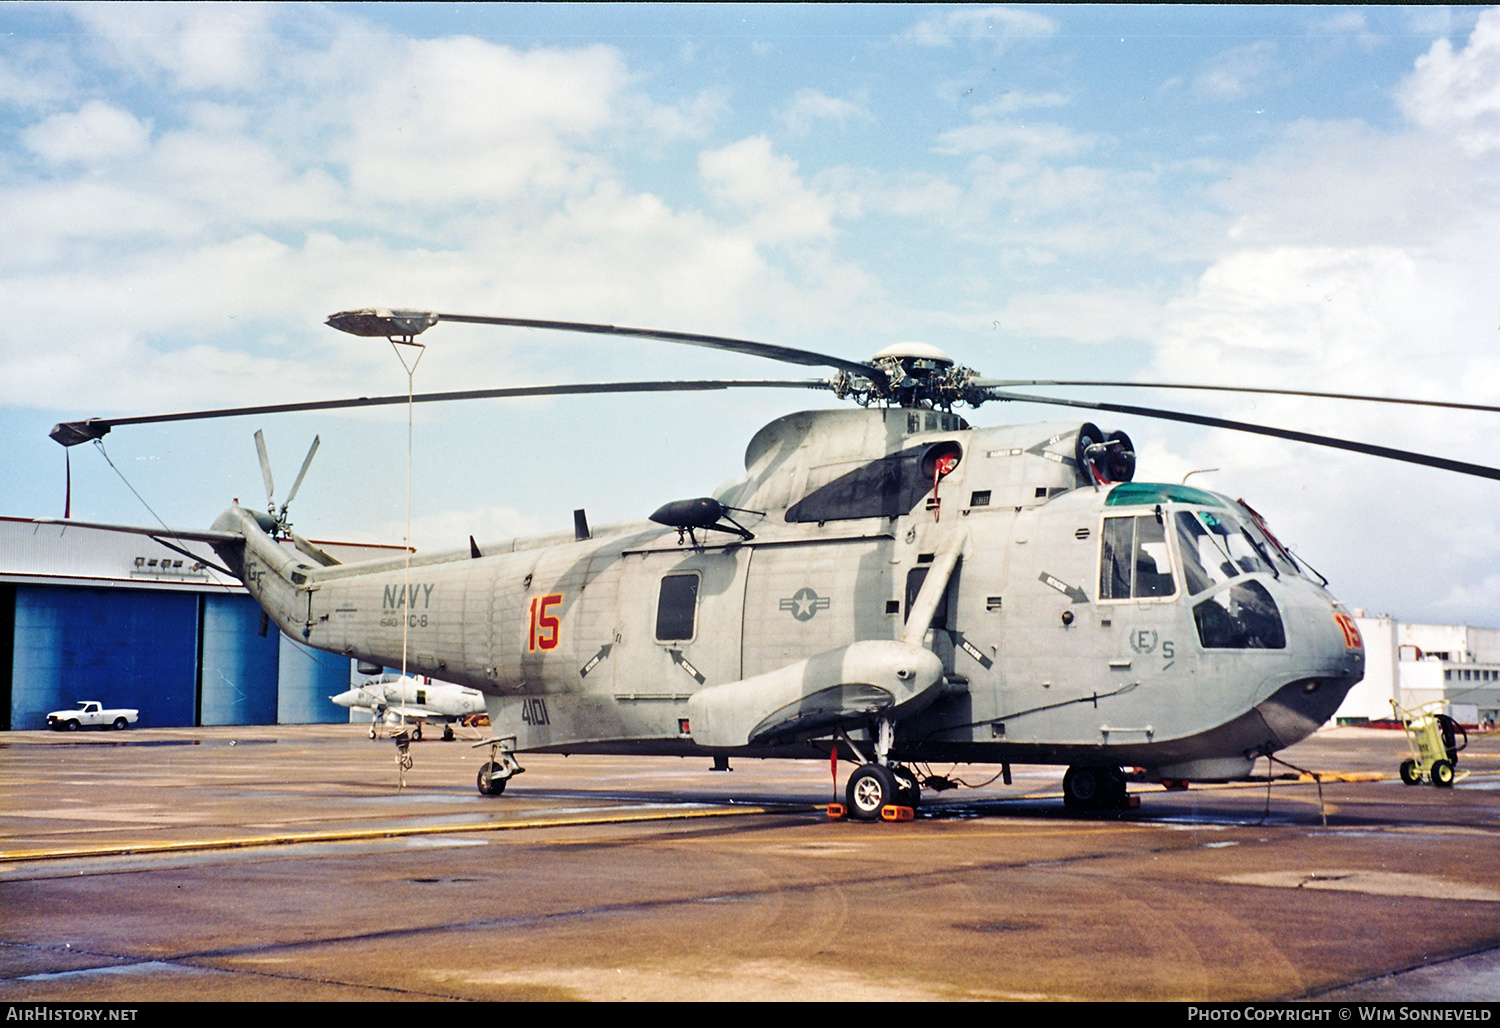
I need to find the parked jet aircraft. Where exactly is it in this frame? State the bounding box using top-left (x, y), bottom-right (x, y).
top-left (330, 674), bottom-right (486, 740)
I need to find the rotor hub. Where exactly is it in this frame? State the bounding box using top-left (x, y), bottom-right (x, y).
top-left (831, 342), bottom-right (982, 411)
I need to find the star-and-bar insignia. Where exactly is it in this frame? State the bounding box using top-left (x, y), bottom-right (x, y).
top-left (779, 587), bottom-right (831, 622)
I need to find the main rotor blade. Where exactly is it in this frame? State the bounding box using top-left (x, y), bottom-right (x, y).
top-left (284, 435), bottom-right (321, 508)
top-left (979, 387), bottom-right (1500, 481)
top-left (974, 379), bottom-right (1500, 415)
top-left (336, 311), bottom-right (890, 391)
top-left (254, 430), bottom-right (275, 506)
top-left (50, 379), bottom-right (832, 446)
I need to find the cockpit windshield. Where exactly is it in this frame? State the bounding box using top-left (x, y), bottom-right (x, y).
top-left (1233, 501), bottom-right (1305, 578)
top-left (1174, 510), bottom-right (1276, 595)
top-left (1099, 488), bottom-right (1298, 648)
top-left (1169, 507), bottom-right (1291, 648)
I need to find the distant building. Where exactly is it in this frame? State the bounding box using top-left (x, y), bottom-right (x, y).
top-left (1343, 616), bottom-right (1500, 727)
top-left (0, 516), bottom-right (403, 730)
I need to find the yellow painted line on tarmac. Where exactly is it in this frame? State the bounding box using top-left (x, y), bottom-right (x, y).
top-left (1297, 772), bottom-right (1386, 782)
top-left (0, 803), bottom-right (814, 864)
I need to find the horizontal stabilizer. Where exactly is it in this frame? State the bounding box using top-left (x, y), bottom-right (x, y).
top-left (292, 532), bottom-right (341, 567)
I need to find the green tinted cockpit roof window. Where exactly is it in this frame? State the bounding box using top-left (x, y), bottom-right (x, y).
top-left (1105, 482), bottom-right (1226, 508)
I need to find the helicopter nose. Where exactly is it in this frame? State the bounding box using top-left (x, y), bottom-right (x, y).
top-left (1253, 592), bottom-right (1365, 750)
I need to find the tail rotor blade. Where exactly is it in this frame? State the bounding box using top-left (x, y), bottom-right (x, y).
top-left (284, 435), bottom-right (320, 508)
top-left (254, 430), bottom-right (276, 509)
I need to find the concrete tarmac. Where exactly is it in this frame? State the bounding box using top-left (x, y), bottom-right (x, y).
top-left (2, 723), bottom-right (1499, 1002)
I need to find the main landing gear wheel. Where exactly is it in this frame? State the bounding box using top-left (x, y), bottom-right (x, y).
top-left (477, 761), bottom-right (508, 796)
top-left (1062, 765), bottom-right (1127, 813)
top-left (846, 764), bottom-right (898, 821)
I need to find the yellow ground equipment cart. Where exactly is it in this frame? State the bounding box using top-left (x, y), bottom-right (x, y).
top-left (1391, 699), bottom-right (1469, 788)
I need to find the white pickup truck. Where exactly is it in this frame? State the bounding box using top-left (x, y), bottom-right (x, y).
top-left (46, 701), bottom-right (139, 731)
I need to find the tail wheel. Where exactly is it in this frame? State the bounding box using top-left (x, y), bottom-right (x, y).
top-left (476, 761), bottom-right (508, 796)
top-left (846, 764), bottom-right (897, 821)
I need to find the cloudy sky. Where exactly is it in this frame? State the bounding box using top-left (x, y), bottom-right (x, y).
top-left (3, 3), bottom-right (1499, 627)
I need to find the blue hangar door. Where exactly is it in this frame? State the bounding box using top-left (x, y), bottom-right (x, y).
top-left (11, 585), bottom-right (200, 729)
top-left (7, 586), bottom-right (343, 728)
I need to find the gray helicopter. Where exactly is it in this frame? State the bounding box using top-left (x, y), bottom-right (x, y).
top-left (49, 311), bottom-right (1500, 819)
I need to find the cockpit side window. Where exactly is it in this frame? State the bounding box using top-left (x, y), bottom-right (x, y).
top-left (1194, 580), bottom-right (1286, 649)
top-left (1099, 513), bottom-right (1176, 601)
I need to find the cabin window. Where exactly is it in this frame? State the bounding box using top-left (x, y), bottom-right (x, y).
top-left (655, 573), bottom-right (700, 642)
top-left (1099, 514), bottom-right (1176, 600)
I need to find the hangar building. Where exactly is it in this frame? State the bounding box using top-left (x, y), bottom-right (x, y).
top-left (1342, 615), bottom-right (1500, 728)
top-left (0, 516), bottom-right (402, 731)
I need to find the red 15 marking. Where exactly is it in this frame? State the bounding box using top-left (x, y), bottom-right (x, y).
top-left (528, 593), bottom-right (563, 652)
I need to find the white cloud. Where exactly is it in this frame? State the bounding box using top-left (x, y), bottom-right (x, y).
top-left (1213, 119), bottom-right (1483, 249)
top-left (993, 288), bottom-right (1167, 345)
top-left (1397, 7), bottom-right (1500, 154)
top-left (331, 38), bottom-right (631, 209)
top-left (0, 39), bottom-right (82, 109)
top-left (934, 120), bottom-right (1097, 159)
top-left (22, 100), bottom-right (152, 163)
top-left (698, 135), bottom-right (837, 243)
top-left (970, 91), bottom-right (1070, 118)
top-left (1192, 41), bottom-right (1282, 100)
top-left (68, 2), bottom-right (282, 92)
top-left (901, 7), bottom-right (1057, 50)
top-left (782, 90), bottom-right (874, 137)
